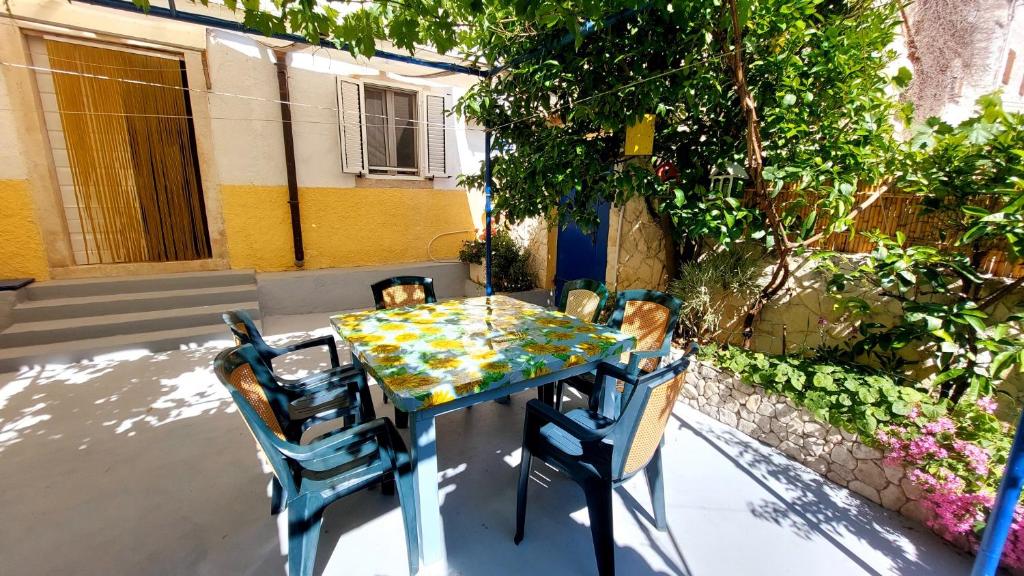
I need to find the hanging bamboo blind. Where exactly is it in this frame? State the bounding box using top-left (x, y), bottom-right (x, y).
top-left (746, 183), bottom-right (1024, 279)
top-left (47, 39), bottom-right (211, 264)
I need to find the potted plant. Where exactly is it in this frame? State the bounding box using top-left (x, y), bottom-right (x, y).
top-left (458, 230), bottom-right (535, 292)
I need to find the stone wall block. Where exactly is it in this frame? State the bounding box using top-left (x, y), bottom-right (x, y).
top-left (804, 421), bottom-right (825, 437)
top-left (722, 398), bottom-right (740, 414)
top-left (720, 411), bottom-right (739, 427)
top-left (754, 414), bottom-right (772, 433)
top-left (830, 445), bottom-right (856, 470)
top-left (762, 432), bottom-right (782, 447)
top-left (830, 462), bottom-right (856, 482)
top-left (734, 380), bottom-right (756, 395)
top-left (779, 440), bottom-right (804, 460)
top-left (852, 443), bottom-right (883, 460)
top-left (776, 404), bottom-right (798, 423)
top-left (803, 437), bottom-right (826, 457)
top-left (854, 461), bottom-right (889, 492)
top-left (682, 383), bottom-right (699, 400)
top-left (900, 500), bottom-right (933, 525)
top-left (745, 395), bottom-right (762, 413)
top-left (738, 406), bottom-right (755, 423)
top-left (848, 480), bottom-right (882, 505)
top-left (880, 484), bottom-right (908, 512)
top-left (806, 457), bottom-right (830, 474)
top-left (901, 476), bottom-right (924, 501)
top-left (738, 419), bottom-right (759, 437)
top-left (882, 464), bottom-right (904, 485)
top-left (827, 471), bottom-right (851, 487)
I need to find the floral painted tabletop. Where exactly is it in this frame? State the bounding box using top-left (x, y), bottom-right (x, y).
top-left (330, 295), bottom-right (635, 412)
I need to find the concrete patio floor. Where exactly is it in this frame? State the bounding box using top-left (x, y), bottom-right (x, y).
top-left (0, 314), bottom-right (973, 576)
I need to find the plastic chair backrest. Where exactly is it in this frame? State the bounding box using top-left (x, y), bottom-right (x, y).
top-left (214, 345), bottom-right (299, 494)
top-left (557, 278), bottom-right (608, 323)
top-left (222, 310), bottom-right (274, 360)
top-left (371, 276), bottom-right (437, 310)
top-left (612, 355), bottom-right (691, 478)
top-left (607, 290), bottom-right (682, 373)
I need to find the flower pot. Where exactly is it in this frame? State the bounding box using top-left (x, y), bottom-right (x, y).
top-left (469, 262), bottom-right (486, 286)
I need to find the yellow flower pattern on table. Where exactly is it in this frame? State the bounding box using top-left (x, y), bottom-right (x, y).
top-left (330, 295), bottom-right (635, 412)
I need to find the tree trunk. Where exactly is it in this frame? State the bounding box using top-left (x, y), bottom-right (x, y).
top-left (724, 0), bottom-right (792, 349)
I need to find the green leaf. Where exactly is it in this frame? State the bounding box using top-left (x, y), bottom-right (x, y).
top-left (782, 93), bottom-right (797, 107)
top-left (893, 66), bottom-right (913, 88)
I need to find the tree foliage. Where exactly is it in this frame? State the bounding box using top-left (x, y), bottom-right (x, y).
top-left (820, 95), bottom-right (1024, 404)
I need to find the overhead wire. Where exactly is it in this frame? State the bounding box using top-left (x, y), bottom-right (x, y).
top-left (489, 48), bottom-right (735, 132)
top-left (1, 46), bottom-right (734, 134)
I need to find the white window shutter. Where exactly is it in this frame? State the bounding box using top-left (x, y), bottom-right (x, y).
top-left (337, 78), bottom-right (367, 174)
top-left (424, 94), bottom-right (448, 177)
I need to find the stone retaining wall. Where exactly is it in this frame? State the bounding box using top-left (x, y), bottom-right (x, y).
top-left (683, 360), bottom-right (932, 525)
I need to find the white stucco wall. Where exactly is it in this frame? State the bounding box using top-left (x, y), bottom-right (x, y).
top-left (0, 50), bottom-right (27, 181)
top-left (204, 28), bottom-right (485, 190)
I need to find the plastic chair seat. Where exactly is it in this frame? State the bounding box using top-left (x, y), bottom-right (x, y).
top-left (539, 408), bottom-right (614, 457)
top-left (287, 376), bottom-right (362, 420)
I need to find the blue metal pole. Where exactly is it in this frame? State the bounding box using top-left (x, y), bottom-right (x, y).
top-left (484, 128), bottom-right (493, 297)
top-left (973, 408), bottom-right (1024, 576)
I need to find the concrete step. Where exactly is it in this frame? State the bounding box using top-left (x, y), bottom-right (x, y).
top-left (12, 285), bottom-right (258, 323)
top-left (0, 323), bottom-right (234, 374)
top-left (0, 302), bottom-right (259, 348)
top-left (26, 269), bottom-right (256, 300)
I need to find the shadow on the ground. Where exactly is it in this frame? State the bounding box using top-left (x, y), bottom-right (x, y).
top-left (671, 411), bottom-right (967, 576)
top-left (314, 391), bottom-right (687, 575)
top-left (0, 324), bottom-right (685, 576)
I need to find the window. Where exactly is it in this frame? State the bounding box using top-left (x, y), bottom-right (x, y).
top-left (365, 86), bottom-right (418, 175)
top-left (337, 78), bottom-right (448, 178)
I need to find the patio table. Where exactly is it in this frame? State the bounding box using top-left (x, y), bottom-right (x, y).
top-left (330, 294), bottom-right (635, 574)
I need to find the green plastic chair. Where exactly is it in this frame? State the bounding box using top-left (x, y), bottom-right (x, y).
top-left (538, 278), bottom-right (610, 405)
top-left (556, 289), bottom-right (682, 413)
top-left (514, 351), bottom-right (696, 576)
top-left (557, 278), bottom-right (609, 322)
top-left (223, 310), bottom-right (370, 420)
top-left (214, 345), bottom-right (420, 576)
top-left (370, 275), bottom-right (437, 310)
top-left (369, 276), bottom-right (437, 428)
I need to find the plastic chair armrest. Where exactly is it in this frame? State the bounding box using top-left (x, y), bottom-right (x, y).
top-left (276, 366), bottom-right (361, 395)
top-left (278, 335), bottom-right (341, 368)
top-left (278, 418), bottom-right (389, 461)
top-left (594, 361), bottom-right (639, 385)
top-left (525, 399), bottom-right (611, 443)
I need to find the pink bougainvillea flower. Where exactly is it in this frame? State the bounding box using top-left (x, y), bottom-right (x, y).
top-left (977, 396), bottom-right (998, 414)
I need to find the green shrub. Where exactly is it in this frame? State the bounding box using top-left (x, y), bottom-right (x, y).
top-left (708, 345), bottom-right (946, 437)
top-left (668, 246), bottom-right (761, 342)
top-left (458, 238), bottom-right (486, 265)
top-left (458, 230), bottom-right (536, 293)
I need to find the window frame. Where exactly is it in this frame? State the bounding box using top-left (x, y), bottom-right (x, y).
top-left (337, 75), bottom-right (450, 180)
top-left (363, 83), bottom-right (419, 176)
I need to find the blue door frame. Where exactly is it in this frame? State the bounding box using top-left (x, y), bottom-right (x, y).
top-left (554, 201), bottom-right (610, 303)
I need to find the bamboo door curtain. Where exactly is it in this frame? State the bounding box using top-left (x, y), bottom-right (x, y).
top-left (47, 39), bottom-right (211, 264)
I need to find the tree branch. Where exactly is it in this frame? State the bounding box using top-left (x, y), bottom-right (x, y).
top-left (979, 275), bottom-right (1024, 311)
top-left (799, 183), bottom-right (890, 247)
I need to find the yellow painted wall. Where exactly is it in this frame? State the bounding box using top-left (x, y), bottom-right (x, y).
top-left (0, 179), bottom-right (50, 280)
top-left (221, 185), bottom-right (476, 271)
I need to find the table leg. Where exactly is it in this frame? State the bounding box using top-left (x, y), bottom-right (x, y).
top-left (599, 374), bottom-right (617, 418)
top-left (410, 411), bottom-right (446, 574)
